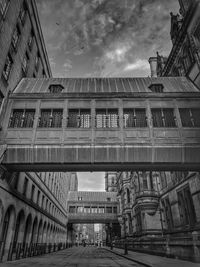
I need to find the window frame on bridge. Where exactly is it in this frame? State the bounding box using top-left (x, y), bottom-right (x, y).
top-left (179, 108), bottom-right (200, 127)
top-left (95, 108), bottom-right (119, 128)
top-left (38, 108), bottom-right (63, 128)
top-left (67, 109), bottom-right (91, 128)
top-left (9, 108), bottom-right (35, 128)
top-left (151, 108), bottom-right (177, 128)
top-left (123, 108), bottom-right (147, 128)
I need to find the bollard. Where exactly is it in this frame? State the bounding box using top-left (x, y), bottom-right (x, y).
top-left (124, 242), bottom-right (128, 255)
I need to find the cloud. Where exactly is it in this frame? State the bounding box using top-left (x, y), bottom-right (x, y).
top-left (63, 59), bottom-right (72, 70)
top-left (124, 59), bottom-right (149, 71)
top-left (36, 0), bottom-right (179, 77)
top-left (77, 172), bottom-right (105, 191)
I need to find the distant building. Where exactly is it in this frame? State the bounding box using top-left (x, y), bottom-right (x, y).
top-left (149, 0), bottom-right (200, 89)
top-left (105, 172), bottom-right (118, 192)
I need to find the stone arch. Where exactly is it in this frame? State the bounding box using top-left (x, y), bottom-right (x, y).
top-left (0, 205), bottom-right (16, 261)
top-left (37, 219), bottom-right (43, 243)
top-left (42, 221), bottom-right (47, 243)
top-left (46, 222), bottom-right (50, 243)
top-left (30, 216), bottom-right (38, 243)
top-left (23, 214), bottom-right (32, 244)
top-left (13, 209), bottom-right (25, 244)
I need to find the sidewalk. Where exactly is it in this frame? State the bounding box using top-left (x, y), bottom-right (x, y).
top-left (105, 247), bottom-right (200, 267)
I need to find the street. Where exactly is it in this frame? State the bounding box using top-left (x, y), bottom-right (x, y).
top-left (1, 246), bottom-right (145, 267)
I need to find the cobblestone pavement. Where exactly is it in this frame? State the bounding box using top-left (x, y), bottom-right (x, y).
top-left (1, 246), bottom-right (145, 267)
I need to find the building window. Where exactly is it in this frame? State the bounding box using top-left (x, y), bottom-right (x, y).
top-left (179, 108), bottom-right (200, 127)
top-left (142, 174), bottom-right (148, 190)
top-left (151, 108), bottom-right (176, 127)
top-left (113, 207), bottom-right (117, 213)
top-left (135, 209), bottom-right (142, 232)
top-left (49, 84), bottom-right (64, 94)
top-left (38, 109), bottom-right (63, 128)
top-left (77, 206), bottom-right (84, 213)
top-left (0, 0), bottom-right (9, 19)
top-left (19, 2), bottom-right (26, 25)
top-left (162, 197), bottom-right (174, 230)
top-left (2, 52), bottom-right (13, 81)
top-left (126, 188), bottom-right (130, 203)
top-left (124, 108), bottom-right (147, 128)
top-left (67, 109), bottom-right (91, 128)
top-left (28, 30), bottom-right (34, 50)
top-left (35, 53), bottom-right (40, 71)
top-left (91, 207), bottom-right (98, 213)
top-left (13, 172), bottom-right (19, 190)
top-left (22, 177), bottom-right (28, 196)
top-left (106, 207), bottom-right (112, 213)
top-left (31, 184), bottom-right (35, 201)
top-left (11, 24), bottom-right (20, 50)
top-left (160, 172), bottom-right (167, 189)
top-left (9, 109), bottom-right (35, 128)
top-left (128, 213), bottom-right (133, 234)
top-left (36, 190), bottom-right (40, 205)
top-left (149, 83), bottom-right (164, 93)
top-left (83, 206), bottom-right (90, 213)
top-left (96, 109), bottom-right (118, 128)
top-left (22, 52), bottom-right (29, 75)
top-left (42, 69), bottom-right (46, 78)
top-left (177, 186), bottom-right (196, 226)
top-left (42, 195), bottom-right (45, 209)
top-left (98, 207), bottom-right (105, 213)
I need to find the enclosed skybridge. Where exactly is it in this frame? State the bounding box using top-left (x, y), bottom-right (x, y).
top-left (67, 191), bottom-right (118, 224)
top-left (1, 77), bottom-right (200, 172)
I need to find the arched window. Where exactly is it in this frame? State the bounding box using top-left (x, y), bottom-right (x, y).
top-left (126, 188), bottom-right (130, 204)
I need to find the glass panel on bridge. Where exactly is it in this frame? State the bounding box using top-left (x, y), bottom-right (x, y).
top-left (9, 109), bottom-right (35, 128)
top-left (123, 108), bottom-right (147, 127)
top-left (38, 109), bottom-right (63, 128)
top-left (98, 207), bottom-right (105, 213)
top-left (179, 108), bottom-right (200, 127)
top-left (67, 109), bottom-right (91, 128)
top-left (106, 207), bottom-right (112, 213)
top-left (151, 108), bottom-right (176, 127)
top-left (69, 206), bottom-right (76, 213)
top-left (96, 109), bottom-right (118, 128)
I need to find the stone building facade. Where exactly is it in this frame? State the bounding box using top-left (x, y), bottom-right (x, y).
top-left (149, 0), bottom-right (200, 89)
top-left (0, 171), bottom-right (73, 261)
top-left (116, 171), bottom-right (200, 261)
top-left (0, 0), bottom-right (51, 112)
top-left (0, 0), bottom-right (75, 262)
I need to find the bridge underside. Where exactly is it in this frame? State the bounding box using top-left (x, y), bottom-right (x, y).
top-left (2, 145), bottom-right (200, 171)
top-left (67, 214), bottom-right (119, 224)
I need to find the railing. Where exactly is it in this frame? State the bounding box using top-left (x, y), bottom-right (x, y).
top-left (113, 233), bottom-right (200, 262)
top-left (0, 241), bottom-right (73, 262)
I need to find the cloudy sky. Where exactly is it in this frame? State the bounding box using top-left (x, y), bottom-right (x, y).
top-left (36, 0), bottom-right (179, 190)
top-left (36, 0), bottom-right (179, 78)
